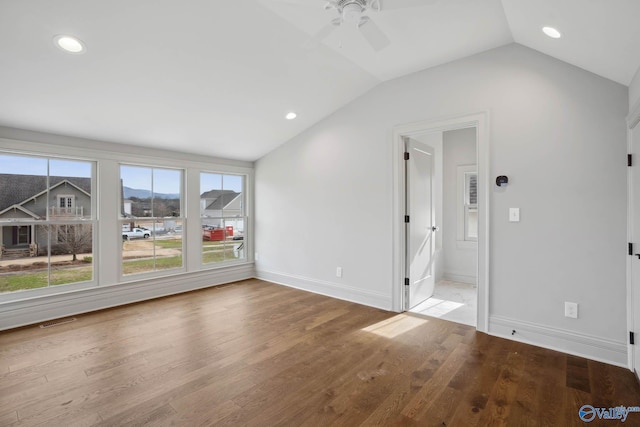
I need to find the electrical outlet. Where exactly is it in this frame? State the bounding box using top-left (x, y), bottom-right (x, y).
top-left (336, 267), bottom-right (342, 278)
top-left (254, 252), bottom-right (259, 261)
top-left (565, 302), bottom-right (578, 319)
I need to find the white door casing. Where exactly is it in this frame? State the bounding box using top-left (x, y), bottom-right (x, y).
top-left (405, 138), bottom-right (436, 309)
top-left (392, 111), bottom-right (489, 332)
top-left (628, 100), bottom-right (640, 376)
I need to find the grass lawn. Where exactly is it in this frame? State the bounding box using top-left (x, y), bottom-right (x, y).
top-left (123, 255), bottom-right (183, 275)
top-left (202, 248), bottom-right (237, 264)
top-left (0, 238), bottom-right (244, 292)
top-left (0, 267), bottom-right (93, 293)
top-left (153, 239), bottom-right (183, 249)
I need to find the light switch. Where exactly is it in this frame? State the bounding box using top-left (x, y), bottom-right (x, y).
top-left (509, 208), bottom-right (520, 222)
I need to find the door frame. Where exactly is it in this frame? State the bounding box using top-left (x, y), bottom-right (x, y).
top-left (627, 98), bottom-right (640, 373)
top-left (392, 111), bottom-right (490, 332)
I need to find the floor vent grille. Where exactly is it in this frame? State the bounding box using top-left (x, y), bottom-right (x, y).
top-left (40, 317), bottom-right (77, 329)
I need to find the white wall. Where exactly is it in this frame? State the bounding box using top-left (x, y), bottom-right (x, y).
top-left (442, 128), bottom-right (477, 284)
top-left (255, 43), bottom-right (629, 365)
top-left (630, 66), bottom-right (640, 112)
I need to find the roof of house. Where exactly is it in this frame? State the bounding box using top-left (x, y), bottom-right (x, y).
top-left (200, 189), bottom-right (237, 200)
top-left (0, 174), bottom-right (91, 212)
top-left (205, 192), bottom-right (240, 210)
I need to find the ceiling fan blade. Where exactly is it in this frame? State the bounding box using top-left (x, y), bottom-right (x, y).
top-left (302, 23), bottom-right (338, 49)
top-left (380, 0), bottom-right (438, 10)
top-left (359, 19), bottom-right (390, 51)
top-left (315, 22), bottom-right (339, 41)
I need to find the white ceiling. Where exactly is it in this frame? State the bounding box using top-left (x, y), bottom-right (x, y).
top-left (0, 0), bottom-right (639, 162)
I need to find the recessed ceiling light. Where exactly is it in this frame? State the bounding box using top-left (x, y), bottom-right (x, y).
top-left (53, 35), bottom-right (86, 54)
top-left (542, 26), bottom-right (562, 39)
top-left (285, 112), bottom-right (297, 120)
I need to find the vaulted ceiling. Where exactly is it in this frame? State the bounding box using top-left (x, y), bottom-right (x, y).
top-left (0, 0), bottom-right (639, 161)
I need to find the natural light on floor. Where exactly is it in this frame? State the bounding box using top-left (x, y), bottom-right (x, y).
top-left (411, 298), bottom-right (464, 319)
top-left (361, 314), bottom-right (428, 339)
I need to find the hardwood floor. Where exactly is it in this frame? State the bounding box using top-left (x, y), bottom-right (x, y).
top-left (1, 279), bottom-right (639, 426)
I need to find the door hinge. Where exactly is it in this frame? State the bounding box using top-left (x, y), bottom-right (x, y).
top-left (404, 152), bottom-right (410, 161)
top-left (404, 215), bottom-right (410, 223)
top-left (630, 243), bottom-right (634, 256)
top-left (629, 154), bottom-right (633, 167)
top-left (631, 331), bottom-right (635, 345)
top-left (404, 278), bottom-right (410, 286)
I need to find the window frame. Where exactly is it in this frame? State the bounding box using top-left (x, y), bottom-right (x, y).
top-left (199, 171), bottom-right (248, 268)
top-left (0, 151), bottom-right (98, 300)
top-left (118, 163), bottom-right (186, 280)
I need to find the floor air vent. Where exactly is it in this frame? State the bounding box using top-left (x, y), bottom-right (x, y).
top-left (40, 317), bottom-right (77, 328)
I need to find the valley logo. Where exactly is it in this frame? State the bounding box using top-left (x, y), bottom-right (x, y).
top-left (579, 405), bottom-right (640, 423)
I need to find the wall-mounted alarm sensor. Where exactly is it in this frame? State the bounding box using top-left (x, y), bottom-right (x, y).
top-left (496, 176), bottom-right (508, 187)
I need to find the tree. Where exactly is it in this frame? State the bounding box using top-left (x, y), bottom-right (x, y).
top-left (53, 224), bottom-right (92, 261)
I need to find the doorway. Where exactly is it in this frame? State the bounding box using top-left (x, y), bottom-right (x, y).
top-left (408, 128), bottom-right (478, 326)
top-left (392, 112), bottom-right (489, 332)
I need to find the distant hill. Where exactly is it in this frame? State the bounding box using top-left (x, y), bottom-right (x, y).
top-left (123, 187), bottom-right (180, 199)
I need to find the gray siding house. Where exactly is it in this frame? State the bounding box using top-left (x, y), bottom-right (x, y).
top-left (0, 174), bottom-right (91, 257)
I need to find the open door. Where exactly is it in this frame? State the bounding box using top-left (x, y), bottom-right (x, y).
top-left (405, 137), bottom-right (436, 310)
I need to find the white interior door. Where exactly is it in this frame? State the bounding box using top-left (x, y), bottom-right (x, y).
top-left (631, 123), bottom-right (640, 379)
top-left (405, 138), bottom-right (436, 310)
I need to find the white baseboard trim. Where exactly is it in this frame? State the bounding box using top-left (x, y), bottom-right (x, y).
top-left (256, 270), bottom-right (392, 310)
top-left (489, 315), bottom-right (628, 368)
top-left (443, 272), bottom-right (477, 285)
top-left (0, 264), bottom-right (255, 331)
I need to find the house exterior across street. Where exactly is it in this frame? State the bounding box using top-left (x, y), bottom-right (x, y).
top-left (0, 174), bottom-right (91, 257)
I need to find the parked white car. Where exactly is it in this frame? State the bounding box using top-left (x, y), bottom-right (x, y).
top-left (122, 227), bottom-right (151, 240)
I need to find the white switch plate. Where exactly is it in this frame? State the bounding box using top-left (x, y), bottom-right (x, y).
top-left (336, 267), bottom-right (342, 278)
top-left (509, 208), bottom-right (520, 222)
top-left (565, 302), bottom-right (578, 319)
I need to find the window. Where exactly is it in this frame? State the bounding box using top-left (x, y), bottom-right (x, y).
top-left (0, 154), bottom-right (95, 293)
top-left (200, 172), bottom-right (246, 266)
top-left (120, 165), bottom-right (183, 276)
top-left (464, 172), bottom-right (478, 241)
top-left (457, 165), bottom-right (477, 243)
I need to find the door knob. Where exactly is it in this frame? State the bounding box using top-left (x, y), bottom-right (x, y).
top-left (431, 226), bottom-right (439, 232)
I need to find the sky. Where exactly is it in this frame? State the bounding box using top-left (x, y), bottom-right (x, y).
top-left (0, 155), bottom-right (91, 177)
top-left (0, 154), bottom-right (243, 194)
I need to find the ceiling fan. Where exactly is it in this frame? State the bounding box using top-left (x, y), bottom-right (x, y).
top-left (320, 0), bottom-right (388, 51)
top-left (297, 0), bottom-right (437, 52)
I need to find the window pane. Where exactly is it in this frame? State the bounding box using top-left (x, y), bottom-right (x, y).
top-left (466, 173), bottom-right (477, 206)
top-left (121, 166), bottom-right (152, 218)
top-left (0, 154), bottom-right (47, 176)
top-left (154, 219), bottom-right (183, 272)
top-left (200, 173), bottom-right (243, 218)
top-left (49, 159), bottom-right (92, 220)
top-left (0, 155), bottom-right (48, 222)
top-left (200, 173), bottom-right (223, 218)
top-left (202, 218), bottom-right (245, 265)
top-left (50, 224), bottom-right (93, 285)
top-left (222, 175), bottom-right (243, 218)
top-left (152, 168), bottom-right (181, 217)
top-left (121, 219), bottom-right (183, 276)
top-left (122, 220), bottom-right (155, 275)
top-left (466, 207), bottom-right (478, 240)
top-left (0, 223), bottom-right (93, 293)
